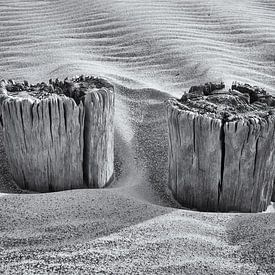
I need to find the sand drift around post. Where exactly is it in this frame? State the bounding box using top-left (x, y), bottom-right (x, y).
top-left (167, 82), bottom-right (275, 212)
top-left (0, 76), bottom-right (114, 192)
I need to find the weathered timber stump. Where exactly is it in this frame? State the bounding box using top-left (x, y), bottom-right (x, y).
top-left (0, 76), bottom-right (114, 192)
top-left (166, 82), bottom-right (275, 212)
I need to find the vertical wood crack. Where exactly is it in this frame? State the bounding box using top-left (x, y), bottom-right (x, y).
top-left (218, 118), bottom-right (226, 206)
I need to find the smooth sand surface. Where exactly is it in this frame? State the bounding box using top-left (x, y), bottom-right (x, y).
top-left (0, 0), bottom-right (274, 274)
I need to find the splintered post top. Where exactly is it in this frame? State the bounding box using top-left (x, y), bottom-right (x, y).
top-left (0, 75), bottom-right (113, 104)
top-left (170, 82), bottom-right (275, 122)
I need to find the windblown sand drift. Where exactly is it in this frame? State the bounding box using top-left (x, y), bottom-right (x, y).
top-left (0, 76), bottom-right (114, 192)
top-left (167, 82), bottom-right (275, 212)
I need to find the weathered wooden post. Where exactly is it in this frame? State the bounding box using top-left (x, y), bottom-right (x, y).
top-left (0, 76), bottom-right (114, 192)
top-left (166, 82), bottom-right (275, 212)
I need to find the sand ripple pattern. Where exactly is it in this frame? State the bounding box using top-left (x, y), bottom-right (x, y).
top-left (0, 0), bottom-right (275, 95)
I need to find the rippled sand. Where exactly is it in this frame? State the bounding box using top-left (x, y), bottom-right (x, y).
top-left (0, 0), bottom-right (274, 274)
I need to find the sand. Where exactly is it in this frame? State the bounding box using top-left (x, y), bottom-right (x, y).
top-left (0, 0), bottom-right (274, 274)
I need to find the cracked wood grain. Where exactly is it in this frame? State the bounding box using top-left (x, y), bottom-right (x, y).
top-left (0, 76), bottom-right (114, 192)
top-left (167, 82), bottom-right (275, 212)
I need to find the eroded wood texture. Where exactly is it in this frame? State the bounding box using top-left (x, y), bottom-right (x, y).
top-left (220, 118), bottom-right (275, 212)
top-left (83, 88), bottom-right (114, 188)
top-left (1, 96), bottom-right (84, 192)
top-left (167, 104), bottom-right (222, 211)
top-left (167, 82), bottom-right (275, 212)
top-left (0, 77), bottom-right (114, 192)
